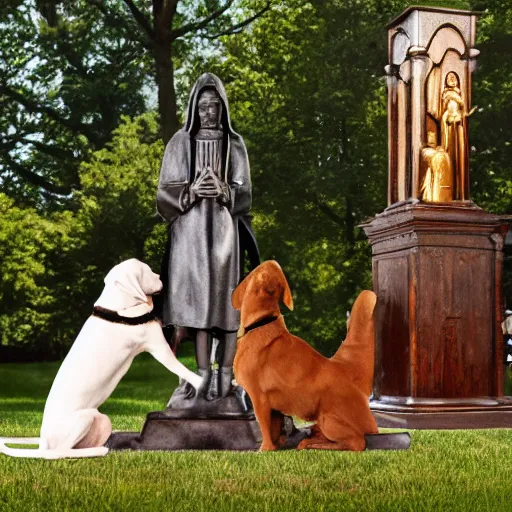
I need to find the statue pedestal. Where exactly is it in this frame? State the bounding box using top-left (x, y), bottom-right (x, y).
top-left (107, 410), bottom-right (309, 451)
top-left (361, 203), bottom-right (512, 428)
top-left (107, 391), bottom-right (308, 451)
top-left (108, 411), bottom-right (262, 451)
top-left (107, 390), bottom-right (263, 451)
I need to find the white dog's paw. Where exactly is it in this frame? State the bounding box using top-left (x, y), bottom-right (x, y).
top-left (44, 446), bottom-right (109, 460)
top-left (195, 372), bottom-right (210, 398)
top-left (93, 446), bottom-right (109, 458)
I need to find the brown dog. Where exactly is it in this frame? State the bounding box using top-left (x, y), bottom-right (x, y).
top-left (232, 260), bottom-right (378, 451)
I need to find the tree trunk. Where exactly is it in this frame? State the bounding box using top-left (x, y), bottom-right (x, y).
top-left (154, 42), bottom-right (180, 145)
top-left (153, 0), bottom-right (180, 145)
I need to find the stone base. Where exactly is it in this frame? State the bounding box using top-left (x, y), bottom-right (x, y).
top-left (371, 396), bottom-right (512, 429)
top-left (107, 411), bottom-right (309, 451)
top-left (365, 432), bottom-right (411, 450)
top-left (108, 413), bottom-right (261, 451)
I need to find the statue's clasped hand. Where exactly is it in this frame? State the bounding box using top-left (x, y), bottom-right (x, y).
top-left (192, 170), bottom-right (229, 203)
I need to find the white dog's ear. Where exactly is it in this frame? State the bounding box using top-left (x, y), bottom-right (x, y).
top-left (104, 260), bottom-right (147, 304)
top-left (138, 262), bottom-right (163, 297)
top-left (119, 260), bottom-right (147, 302)
top-left (95, 259), bottom-right (154, 316)
top-left (114, 277), bottom-right (146, 304)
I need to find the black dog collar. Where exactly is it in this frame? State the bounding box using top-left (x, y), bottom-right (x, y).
top-left (92, 306), bottom-right (156, 326)
top-left (244, 315), bottom-right (279, 333)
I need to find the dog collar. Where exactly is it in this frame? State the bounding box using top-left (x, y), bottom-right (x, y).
top-left (92, 306), bottom-right (156, 326)
top-left (244, 315), bottom-right (279, 333)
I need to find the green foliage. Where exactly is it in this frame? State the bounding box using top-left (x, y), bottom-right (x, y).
top-left (470, 1), bottom-right (512, 214)
top-left (76, 113), bottom-right (164, 269)
top-left (0, 193), bottom-right (77, 354)
top-left (0, 114), bottom-right (166, 358)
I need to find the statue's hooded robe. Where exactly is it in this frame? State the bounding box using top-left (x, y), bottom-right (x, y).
top-left (156, 73), bottom-right (259, 332)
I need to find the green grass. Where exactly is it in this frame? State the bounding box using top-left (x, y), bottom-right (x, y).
top-left (1, 351), bottom-right (512, 512)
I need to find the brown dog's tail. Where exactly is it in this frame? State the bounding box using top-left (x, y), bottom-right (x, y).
top-left (331, 290), bottom-right (377, 396)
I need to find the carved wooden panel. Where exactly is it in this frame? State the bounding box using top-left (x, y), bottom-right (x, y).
top-left (416, 247), bottom-right (493, 397)
top-left (427, 27), bottom-right (466, 65)
top-left (374, 255), bottom-right (411, 397)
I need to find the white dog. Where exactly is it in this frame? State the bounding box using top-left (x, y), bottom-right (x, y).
top-left (0, 259), bottom-right (203, 459)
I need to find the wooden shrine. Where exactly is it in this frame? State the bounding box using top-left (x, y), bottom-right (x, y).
top-left (362, 7), bottom-right (512, 428)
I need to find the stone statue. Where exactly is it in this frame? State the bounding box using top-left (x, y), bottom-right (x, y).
top-left (156, 73), bottom-right (259, 407)
top-left (420, 131), bottom-right (453, 203)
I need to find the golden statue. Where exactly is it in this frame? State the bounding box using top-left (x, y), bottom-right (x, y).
top-left (420, 131), bottom-right (454, 203)
top-left (439, 71), bottom-right (474, 201)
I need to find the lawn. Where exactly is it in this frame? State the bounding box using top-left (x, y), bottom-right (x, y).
top-left (1, 348), bottom-right (512, 512)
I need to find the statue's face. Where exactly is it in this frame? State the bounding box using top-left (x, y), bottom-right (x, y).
top-left (198, 89), bottom-right (222, 129)
top-left (445, 72), bottom-right (458, 88)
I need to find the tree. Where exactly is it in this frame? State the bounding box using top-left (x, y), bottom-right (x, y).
top-left (75, 112), bottom-right (164, 271)
top-left (0, 0), bottom-right (148, 204)
top-left (470, 1), bottom-right (512, 214)
top-left (2, 0), bottom-right (511, 360)
top-left (0, 0), bottom-right (271, 204)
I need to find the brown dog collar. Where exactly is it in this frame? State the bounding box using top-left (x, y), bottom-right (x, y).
top-left (92, 306), bottom-right (156, 326)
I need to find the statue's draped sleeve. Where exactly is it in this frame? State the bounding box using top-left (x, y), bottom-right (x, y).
top-left (156, 130), bottom-right (195, 224)
top-left (427, 67), bottom-right (442, 120)
top-left (228, 134), bottom-right (252, 216)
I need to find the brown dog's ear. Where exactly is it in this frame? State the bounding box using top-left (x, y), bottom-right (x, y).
top-left (232, 271), bottom-right (252, 310)
top-left (269, 261), bottom-right (294, 311)
top-left (282, 279), bottom-right (294, 311)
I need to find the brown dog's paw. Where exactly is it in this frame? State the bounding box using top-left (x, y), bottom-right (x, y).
top-left (259, 441), bottom-right (278, 452)
top-left (297, 437), bottom-right (366, 451)
top-left (297, 438), bottom-right (314, 450)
